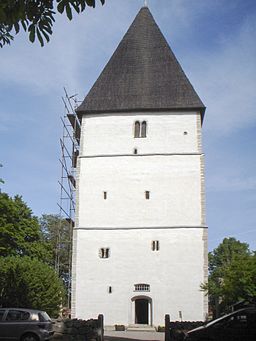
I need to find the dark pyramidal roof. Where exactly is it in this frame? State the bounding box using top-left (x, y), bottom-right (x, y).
top-left (77, 6), bottom-right (205, 118)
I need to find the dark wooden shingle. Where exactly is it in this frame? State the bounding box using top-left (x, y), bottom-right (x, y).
top-left (77, 7), bottom-right (205, 119)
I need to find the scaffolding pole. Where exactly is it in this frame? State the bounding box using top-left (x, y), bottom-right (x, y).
top-left (57, 88), bottom-right (81, 310)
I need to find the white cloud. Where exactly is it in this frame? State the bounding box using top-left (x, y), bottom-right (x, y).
top-left (0, 1), bottom-right (137, 97)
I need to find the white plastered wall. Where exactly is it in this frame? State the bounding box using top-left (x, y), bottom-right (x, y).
top-left (74, 228), bottom-right (206, 326)
top-left (71, 111), bottom-right (208, 325)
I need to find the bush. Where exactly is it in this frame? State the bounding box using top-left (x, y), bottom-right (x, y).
top-left (0, 256), bottom-right (65, 317)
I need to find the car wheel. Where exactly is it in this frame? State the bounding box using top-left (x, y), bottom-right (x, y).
top-left (21, 333), bottom-right (39, 341)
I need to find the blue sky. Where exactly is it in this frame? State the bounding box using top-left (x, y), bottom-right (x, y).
top-left (0, 0), bottom-right (255, 252)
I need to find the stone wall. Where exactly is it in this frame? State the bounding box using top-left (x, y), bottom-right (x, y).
top-left (53, 314), bottom-right (103, 341)
top-left (165, 314), bottom-right (204, 341)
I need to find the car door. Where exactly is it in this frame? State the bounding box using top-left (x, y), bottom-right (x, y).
top-left (0, 309), bottom-right (8, 340)
top-left (0, 309), bottom-right (30, 340)
top-left (0, 309), bottom-right (18, 340)
top-left (215, 310), bottom-right (252, 341)
top-left (245, 309), bottom-right (256, 341)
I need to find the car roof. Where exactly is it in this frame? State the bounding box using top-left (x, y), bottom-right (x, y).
top-left (1, 308), bottom-right (45, 313)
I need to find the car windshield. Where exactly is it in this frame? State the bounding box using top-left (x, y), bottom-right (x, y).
top-left (205, 309), bottom-right (249, 327)
top-left (40, 311), bottom-right (51, 322)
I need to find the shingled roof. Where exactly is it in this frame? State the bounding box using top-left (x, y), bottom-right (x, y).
top-left (76, 6), bottom-right (205, 118)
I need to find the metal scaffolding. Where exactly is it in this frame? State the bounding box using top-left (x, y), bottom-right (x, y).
top-left (57, 88), bottom-right (81, 308)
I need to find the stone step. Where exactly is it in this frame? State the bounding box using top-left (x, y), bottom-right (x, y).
top-left (127, 324), bottom-right (156, 332)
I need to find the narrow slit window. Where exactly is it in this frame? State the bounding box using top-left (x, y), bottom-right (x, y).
top-left (145, 191), bottom-right (150, 200)
top-left (103, 191), bottom-right (107, 200)
top-left (141, 121), bottom-right (147, 138)
top-left (134, 121), bottom-right (140, 138)
top-left (134, 148), bottom-right (138, 154)
top-left (108, 286), bottom-right (112, 294)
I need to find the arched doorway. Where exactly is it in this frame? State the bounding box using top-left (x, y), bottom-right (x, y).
top-left (131, 296), bottom-right (152, 325)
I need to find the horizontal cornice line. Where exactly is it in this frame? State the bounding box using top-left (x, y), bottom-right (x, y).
top-left (79, 110), bottom-right (202, 118)
top-left (80, 153), bottom-right (204, 159)
top-left (74, 226), bottom-right (208, 231)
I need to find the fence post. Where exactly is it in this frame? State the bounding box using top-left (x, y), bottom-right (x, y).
top-left (98, 314), bottom-right (104, 341)
top-left (165, 314), bottom-right (171, 341)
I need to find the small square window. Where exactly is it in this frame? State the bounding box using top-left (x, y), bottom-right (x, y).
top-left (99, 248), bottom-right (110, 258)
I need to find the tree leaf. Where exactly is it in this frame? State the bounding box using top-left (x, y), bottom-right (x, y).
top-left (70, 1), bottom-right (80, 14)
top-left (86, 0), bottom-right (96, 7)
top-left (21, 20), bottom-right (27, 31)
top-left (28, 24), bottom-right (35, 43)
top-left (65, 3), bottom-right (72, 21)
top-left (36, 27), bottom-right (44, 47)
top-left (14, 22), bottom-right (20, 34)
top-left (57, 1), bottom-right (65, 14)
top-left (41, 29), bottom-right (50, 43)
top-left (80, 1), bottom-right (86, 11)
top-left (42, 23), bottom-right (52, 35)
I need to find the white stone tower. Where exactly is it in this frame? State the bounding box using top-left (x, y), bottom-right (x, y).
top-left (72, 7), bottom-right (207, 326)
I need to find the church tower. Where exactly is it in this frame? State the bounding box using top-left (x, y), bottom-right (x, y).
top-left (72, 6), bottom-right (207, 326)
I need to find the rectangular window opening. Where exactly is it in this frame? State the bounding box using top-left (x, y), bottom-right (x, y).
top-left (134, 284), bottom-right (150, 292)
top-left (99, 248), bottom-right (110, 258)
top-left (152, 240), bottom-right (160, 251)
top-left (103, 191), bottom-right (107, 200)
top-left (145, 191), bottom-right (150, 200)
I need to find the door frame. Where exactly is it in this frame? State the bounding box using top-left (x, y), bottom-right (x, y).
top-left (131, 296), bottom-right (152, 326)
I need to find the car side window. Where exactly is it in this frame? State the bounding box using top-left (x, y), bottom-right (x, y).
top-left (21, 312), bottom-right (30, 320)
top-left (6, 310), bottom-right (30, 321)
top-left (38, 313), bottom-right (45, 322)
top-left (0, 310), bottom-right (5, 321)
top-left (30, 313), bottom-right (39, 321)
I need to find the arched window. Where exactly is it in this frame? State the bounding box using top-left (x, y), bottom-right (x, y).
top-left (134, 121), bottom-right (140, 138)
top-left (141, 121), bottom-right (147, 138)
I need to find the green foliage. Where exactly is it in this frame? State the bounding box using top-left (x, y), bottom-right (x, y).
top-left (0, 256), bottom-right (65, 317)
top-left (208, 237), bottom-right (250, 273)
top-left (202, 237), bottom-right (255, 318)
top-left (0, 163), bottom-right (4, 185)
top-left (40, 214), bottom-right (71, 286)
top-left (0, 192), bottom-right (50, 260)
top-left (222, 253), bottom-right (256, 303)
top-left (0, 0), bottom-right (105, 47)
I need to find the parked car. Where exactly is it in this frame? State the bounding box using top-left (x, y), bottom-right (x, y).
top-left (184, 306), bottom-right (256, 341)
top-left (0, 308), bottom-right (54, 341)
